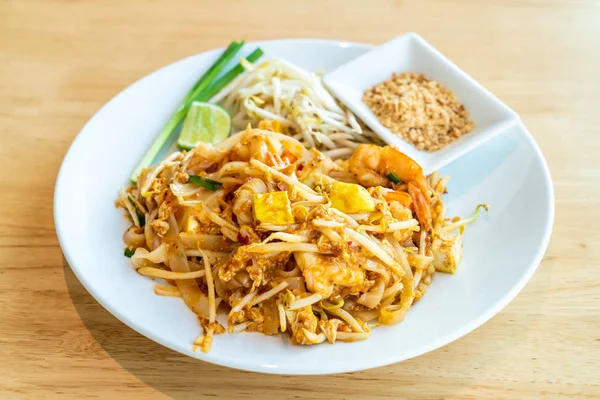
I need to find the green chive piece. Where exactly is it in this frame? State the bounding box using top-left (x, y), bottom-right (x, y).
top-left (183, 41), bottom-right (245, 107)
top-left (188, 175), bottom-right (223, 191)
top-left (124, 248), bottom-right (135, 258)
top-left (136, 210), bottom-right (145, 227)
top-left (129, 196), bottom-right (146, 227)
top-left (387, 173), bottom-right (403, 184)
top-left (200, 48), bottom-right (265, 101)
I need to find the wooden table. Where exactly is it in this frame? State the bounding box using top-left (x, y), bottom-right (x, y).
top-left (2, 0), bottom-right (599, 398)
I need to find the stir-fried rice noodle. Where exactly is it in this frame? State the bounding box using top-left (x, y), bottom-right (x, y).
top-left (119, 124), bottom-right (477, 352)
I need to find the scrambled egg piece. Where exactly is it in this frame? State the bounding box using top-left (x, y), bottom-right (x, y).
top-left (431, 234), bottom-right (463, 274)
top-left (296, 148), bottom-right (339, 187)
top-left (319, 319), bottom-right (342, 344)
top-left (330, 181), bottom-right (375, 213)
top-left (253, 191), bottom-right (294, 225)
top-left (289, 306), bottom-right (319, 345)
top-left (150, 219), bottom-right (169, 237)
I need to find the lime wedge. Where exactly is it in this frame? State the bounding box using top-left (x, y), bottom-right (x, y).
top-left (177, 102), bottom-right (231, 149)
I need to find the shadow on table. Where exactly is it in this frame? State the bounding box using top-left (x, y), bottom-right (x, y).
top-left (63, 257), bottom-right (547, 400)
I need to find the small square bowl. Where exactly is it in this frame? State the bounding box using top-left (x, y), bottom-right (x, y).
top-left (323, 32), bottom-right (520, 175)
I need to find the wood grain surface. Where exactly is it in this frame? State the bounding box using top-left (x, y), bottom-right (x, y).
top-left (2, 0), bottom-right (599, 399)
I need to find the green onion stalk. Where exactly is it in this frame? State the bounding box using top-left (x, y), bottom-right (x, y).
top-left (130, 42), bottom-right (264, 183)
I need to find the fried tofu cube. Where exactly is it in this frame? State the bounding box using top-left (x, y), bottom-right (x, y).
top-left (181, 210), bottom-right (201, 233)
top-left (330, 181), bottom-right (376, 214)
top-left (432, 234), bottom-right (463, 274)
top-left (253, 191), bottom-right (294, 225)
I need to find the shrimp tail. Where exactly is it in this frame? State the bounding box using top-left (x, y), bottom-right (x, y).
top-left (408, 181), bottom-right (432, 231)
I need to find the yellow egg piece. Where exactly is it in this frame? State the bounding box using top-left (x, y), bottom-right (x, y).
top-left (330, 181), bottom-right (376, 213)
top-left (253, 191), bottom-right (295, 225)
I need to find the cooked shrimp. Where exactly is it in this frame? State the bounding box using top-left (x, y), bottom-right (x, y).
top-left (350, 144), bottom-right (432, 230)
top-left (383, 191), bottom-right (412, 208)
top-left (249, 130), bottom-right (306, 167)
top-left (228, 129), bottom-right (306, 168)
top-left (232, 178), bottom-right (267, 225)
top-left (294, 252), bottom-right (366, 298)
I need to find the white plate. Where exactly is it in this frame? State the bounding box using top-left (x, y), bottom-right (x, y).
top-left (323, 33), bottom-right (520, 175)
top-left (54, 39), bottom-right (554, 375)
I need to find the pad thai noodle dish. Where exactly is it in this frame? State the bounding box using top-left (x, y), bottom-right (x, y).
top-left (118, 42), bottom-right (485, 352)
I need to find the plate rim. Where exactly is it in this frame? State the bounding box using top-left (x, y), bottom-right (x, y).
top-left (54, 38), bottom-right (555, 375)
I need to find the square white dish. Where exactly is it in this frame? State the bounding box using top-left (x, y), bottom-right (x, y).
top-left (323, 33), bottom-right (520, 175)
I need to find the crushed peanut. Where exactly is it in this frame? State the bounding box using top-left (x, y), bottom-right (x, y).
top-left (363, 72), bottom-right (474, 152)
